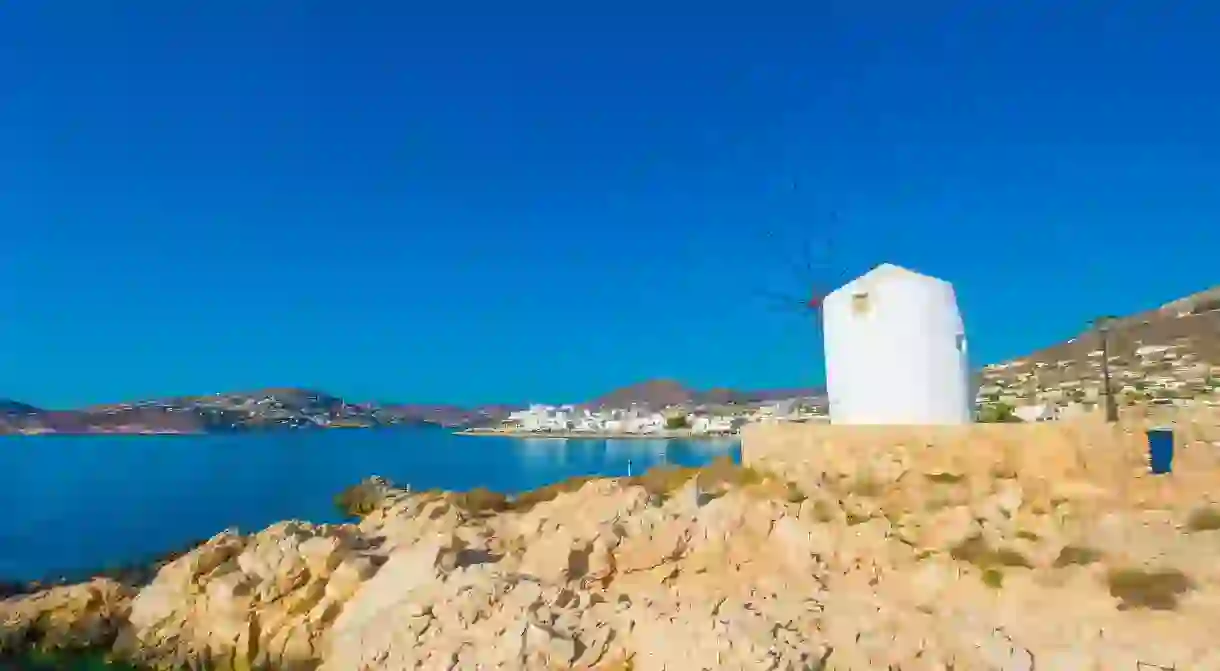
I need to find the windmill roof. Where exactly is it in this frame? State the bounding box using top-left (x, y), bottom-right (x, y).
top-left (827, 263), bottom-right (951, 297)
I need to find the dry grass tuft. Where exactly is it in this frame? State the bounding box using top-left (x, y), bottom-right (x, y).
top-left (512, 476), bottom-right (598, 511)
top-left (1106, 567), bottom-right (1193, 610)
top-left (1185, 506), bottom-right (1220, 532)
top-left (924, 472), bottom-right (964, 485)
top-left (452, 487), bottom-right (510, 514)
top-left (846, 474), bottom-right (884, 497)
top-left (949, 536), bottom-right (1033, 570)
top-left (742, 476), bottom-right (807, 503)
top-left (845, 513), bottom-right (872, 526)
top-left (981, 567), bottom-right (1005, 589)
top-left (695, 455), bottom-right (766, 490)
top-left (1053, 545), bottom-right (1103, 568)
top-left (593, 654), bottom-right (635, 671)
top-left (628, 465), bottom-right (700, 498)
top-left (620, 455), bottom-right (787, 502)
top-left (809, 499), bottom-right (838, 523)
top-left (949, 536), bottom-right (1031, 588)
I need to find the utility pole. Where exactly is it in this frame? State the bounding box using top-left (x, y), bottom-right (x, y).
top-left (1093, 316), bottom-right (1120, 423)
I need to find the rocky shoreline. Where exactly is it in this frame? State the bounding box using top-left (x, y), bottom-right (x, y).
top-left (6, 446), bottom-right (1220, 669)
top-left (1, 540), bottom-right (210, 601)
top-left (0, 540), bottom-right (211, 670)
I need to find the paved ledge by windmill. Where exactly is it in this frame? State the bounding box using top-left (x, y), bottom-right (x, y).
top-left (740, 413), bottom-right (1220, 489)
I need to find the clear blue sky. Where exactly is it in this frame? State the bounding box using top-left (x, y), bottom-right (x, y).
top-left (2, 2), bottom-right (1217, 408)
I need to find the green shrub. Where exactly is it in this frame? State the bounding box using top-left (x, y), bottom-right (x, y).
top-left (453, 487), bottom-right (510, 514)
top-left (977, 402), bottom-right (1020, 423)
top-left (981, 567), bottom-right (1005, 589)
top-left (334, 480), bottom-right (388, 518)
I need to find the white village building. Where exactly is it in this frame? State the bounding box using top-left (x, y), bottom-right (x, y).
top-left (822, 263), bottom-right (973, 425)
top-left (1013, 402), bottom-right (1058, 423)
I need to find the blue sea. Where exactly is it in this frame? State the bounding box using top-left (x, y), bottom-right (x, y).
top-left (0, 427), bottom-right (739, 582)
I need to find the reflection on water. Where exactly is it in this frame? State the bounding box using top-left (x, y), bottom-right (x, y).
top-left (505, 437), bottom-right (743, 489)
top-left (681, 437), bottom-right (740, 454)
top-left (603, 439), bottom-right (669, 461)
top-left (518, 438), bottom-right (572, 468)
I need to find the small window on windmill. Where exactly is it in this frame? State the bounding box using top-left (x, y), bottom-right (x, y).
top-left (956, 333), bottom-right (966, 353)
top-left (851, 291), bottom-right (871, 316)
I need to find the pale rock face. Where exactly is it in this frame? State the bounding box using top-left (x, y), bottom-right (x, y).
top-left (10, 422), bottom-right (1220, 669)
top-left (115, 521), bottom-right (364, 670)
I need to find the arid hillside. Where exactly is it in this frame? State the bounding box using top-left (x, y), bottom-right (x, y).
top-left (979, 286), bottom-right (1220, 408)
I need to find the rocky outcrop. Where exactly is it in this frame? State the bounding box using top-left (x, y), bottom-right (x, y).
top-left (112, 522), bottom-right (372, 670)
top-left (0, 578), bottom-right (134, 654)
top-left (8, 434), bottom-right (1220, 669)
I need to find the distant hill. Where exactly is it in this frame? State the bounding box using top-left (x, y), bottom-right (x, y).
top-left (0, 389), bottom-right (435, 435)
top-left (702, 387), bottom-right (827, 406)
top-left (0, 400), bottom-right (42, 416)
top-left (979, 285), bottom-right (1220, 406)
top-left (0, 377), bottom-right (828, 435)
top-left (585, 379), bottom-right (695, 409)
top-left (377, 403), bottom-right (509, 429)
top-left (1, 401), bottom-right (207, 435)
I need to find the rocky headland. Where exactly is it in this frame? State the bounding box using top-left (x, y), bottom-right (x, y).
top-left (6, 415), bottom-right (1220, 669)
top-left (0, 389), bottom-right (447, 435)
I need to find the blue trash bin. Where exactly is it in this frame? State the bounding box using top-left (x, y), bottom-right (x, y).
top-left (1147, 428), bottom-right (1174, 475)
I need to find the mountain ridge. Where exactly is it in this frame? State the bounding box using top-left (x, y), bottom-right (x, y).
top-left (0, 381), bottom-right (824, 435)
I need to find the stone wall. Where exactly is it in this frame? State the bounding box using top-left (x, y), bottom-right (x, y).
top-left (742, 412), bottom-right (1220, 510)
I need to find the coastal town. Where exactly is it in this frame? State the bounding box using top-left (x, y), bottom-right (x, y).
top-left (471, 399), bottom-right (825, 437)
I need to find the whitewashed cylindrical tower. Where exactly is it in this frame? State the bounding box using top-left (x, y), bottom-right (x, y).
top-left (822, 263), bottom-right (972, 425)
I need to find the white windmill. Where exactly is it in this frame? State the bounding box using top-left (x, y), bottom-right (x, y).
top-left (821, 263), bottom-right (972, 425)
top-left (752, 199), bottom-right (972, 425)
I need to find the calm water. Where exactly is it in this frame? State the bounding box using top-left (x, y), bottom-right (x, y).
top-left (0, 427), bottom-right (739, 581)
